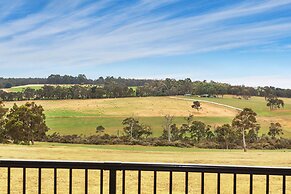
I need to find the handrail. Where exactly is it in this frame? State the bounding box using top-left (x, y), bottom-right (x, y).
top-left (0, 159), bottom-right (290, 175)
top-left (0, 159), bottom-right (290, 194)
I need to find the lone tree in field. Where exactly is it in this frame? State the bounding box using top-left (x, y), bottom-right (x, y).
top-left (268, 122), bottom-right (284, 139)
top-left (96, 125), bottom-right (105, 134)
top-left (191, 101), bottom-right (201, 111)
top-left (5, 102), bottom-right (49, 145)
top-left (266, 97), bottom-right (284, 111)
top-left (162, 115), bottom-right (174, 142)
top-left (232, 108), bottom-right (260, 152)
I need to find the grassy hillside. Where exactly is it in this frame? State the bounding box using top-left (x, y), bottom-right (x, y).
top-left (3, 84), bottom-right (44, 92)
top-left (3, 96), bottom-right (291, 137)
top-left (185, 95), bottom-right (291, 116)
top-left (0, 143), bottom-right (289, 193)
top-left (183, 95), bottom-right (291, 137)
top-left (3, 84), bottom-right (73, 92)
top-left (4, 97), bottom-right (234, 136)
top-left (4, 84), bottom-right (136, 93)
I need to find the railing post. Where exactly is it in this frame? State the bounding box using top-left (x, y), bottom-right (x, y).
top-left (109, 169), bottom-right (117, 194)
top-left (38, 168), bottom-right (42, 194)
top-left (7, 167), bottom-right (10, 194)
top-left (23, 167), bottom-right (26, 194)
top-left (283, 175), bottom-right (286, 194)
top-left (54, 168), bottom-right (57, 194)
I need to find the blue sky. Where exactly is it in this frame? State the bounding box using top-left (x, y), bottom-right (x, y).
top-left (1, 0), bottom-right (291, 88)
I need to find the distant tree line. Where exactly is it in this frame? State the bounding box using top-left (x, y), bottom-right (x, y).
top-left (0, 84), bottom-right (135, 101)
top-left (0, 77), bottom-right (47, 88)
top-left (1, 75), bottom-right (291, 99)
top-left (0, 74), bottom-right (149, 88)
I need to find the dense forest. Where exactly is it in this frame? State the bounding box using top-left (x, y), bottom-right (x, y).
top-left (0, 74), bottom-right (291, 101)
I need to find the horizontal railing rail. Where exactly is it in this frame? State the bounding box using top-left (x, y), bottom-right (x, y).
top-left (0, 159), bottom-right (290, 194)
top-left (1, 159), bottom-right (291, 175)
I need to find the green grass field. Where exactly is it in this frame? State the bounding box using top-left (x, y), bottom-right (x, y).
top-left (46, 116), bottom-right (232, 136)
top-left (0, 143), bottom-right (289, 193)
top-left (4, 96), bottom-right (236, 137)
top-left (5, 84), bottom-right (137, 93)
top-left (183, 95), bottom-right (291, 137)
top-left (3, 95), bottom-right (291, 137)
top-left (6, 84), bottom-right (44, 92)
top-left (4, 84), bottom-right (74, 92)
top-left (185, 95), bottom-right (291, 117)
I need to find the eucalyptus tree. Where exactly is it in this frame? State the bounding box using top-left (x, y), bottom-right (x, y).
top-left (268, 122), bottom-right (284, 138)
top-left (214, 124), bottom-right (236, 149)
top-left (266, 97), bottom-right (284, 110)
top-left (0, 101), bottom-right (8, 141)
top-left (162, 115), bottom-right (174, 142)
top-left (232, 108), bottom-right (260, 152)
top-left (5, 102), bottom-right (49, 144)
top-left (96, 125), bottom-right (105, 134)
top-left (191, 101), bottom-right (201, 111)
top-left (122, 117), bottom-right (152, 139)
top-left (122, 117), bottom-right (137, 139)
top-left (189, 121), bottom-right (212, 143)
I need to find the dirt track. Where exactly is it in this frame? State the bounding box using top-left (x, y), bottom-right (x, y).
top-left (170, 97), bottom-right (243, 111)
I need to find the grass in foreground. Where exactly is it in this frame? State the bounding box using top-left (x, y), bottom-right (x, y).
top-left (0, 143), bottom-right (290, 193)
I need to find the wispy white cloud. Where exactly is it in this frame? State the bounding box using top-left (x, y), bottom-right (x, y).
top-left (0, 0), bottom-right (24, 20)
top-left (0, 0), bottom-right (291, 70)
top-left (219, 75), bottom-right (291, 89)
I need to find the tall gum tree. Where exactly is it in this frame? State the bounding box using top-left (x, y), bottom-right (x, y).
top-left (232, 108), bottom-right (260, 152)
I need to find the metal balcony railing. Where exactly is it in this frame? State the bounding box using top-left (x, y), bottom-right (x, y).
top-left (0, 159), bottom-right (290, 194)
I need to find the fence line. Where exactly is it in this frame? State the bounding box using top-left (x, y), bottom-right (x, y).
top-left (0, 159), bottom-right (290, 194)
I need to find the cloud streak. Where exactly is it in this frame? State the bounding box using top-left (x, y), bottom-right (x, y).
top-left (219, 75), bottom-right (291, 89)
top-left (0, 0), bottom-right (291, 70)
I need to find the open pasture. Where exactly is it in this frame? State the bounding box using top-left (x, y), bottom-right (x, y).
top-left (3, 84), bottom-right (134, 93)
top-left (7, 84), bottom-right (44, 92)
top-left (0, 143), bottom-right (289, 193)
top-left (186, 95), bottom-right (291, 117)
top-left (4, 97), bottom-right (235, 136)
top-left (3, 95), bottom-right (291, 137)
top-left (183, 95), bottom-right (291, 137)
top-left (3, 84), bottom-right (73, 93)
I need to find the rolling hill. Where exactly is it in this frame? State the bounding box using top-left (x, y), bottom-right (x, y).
top-left (3, 95), bottom-right (291, 137)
